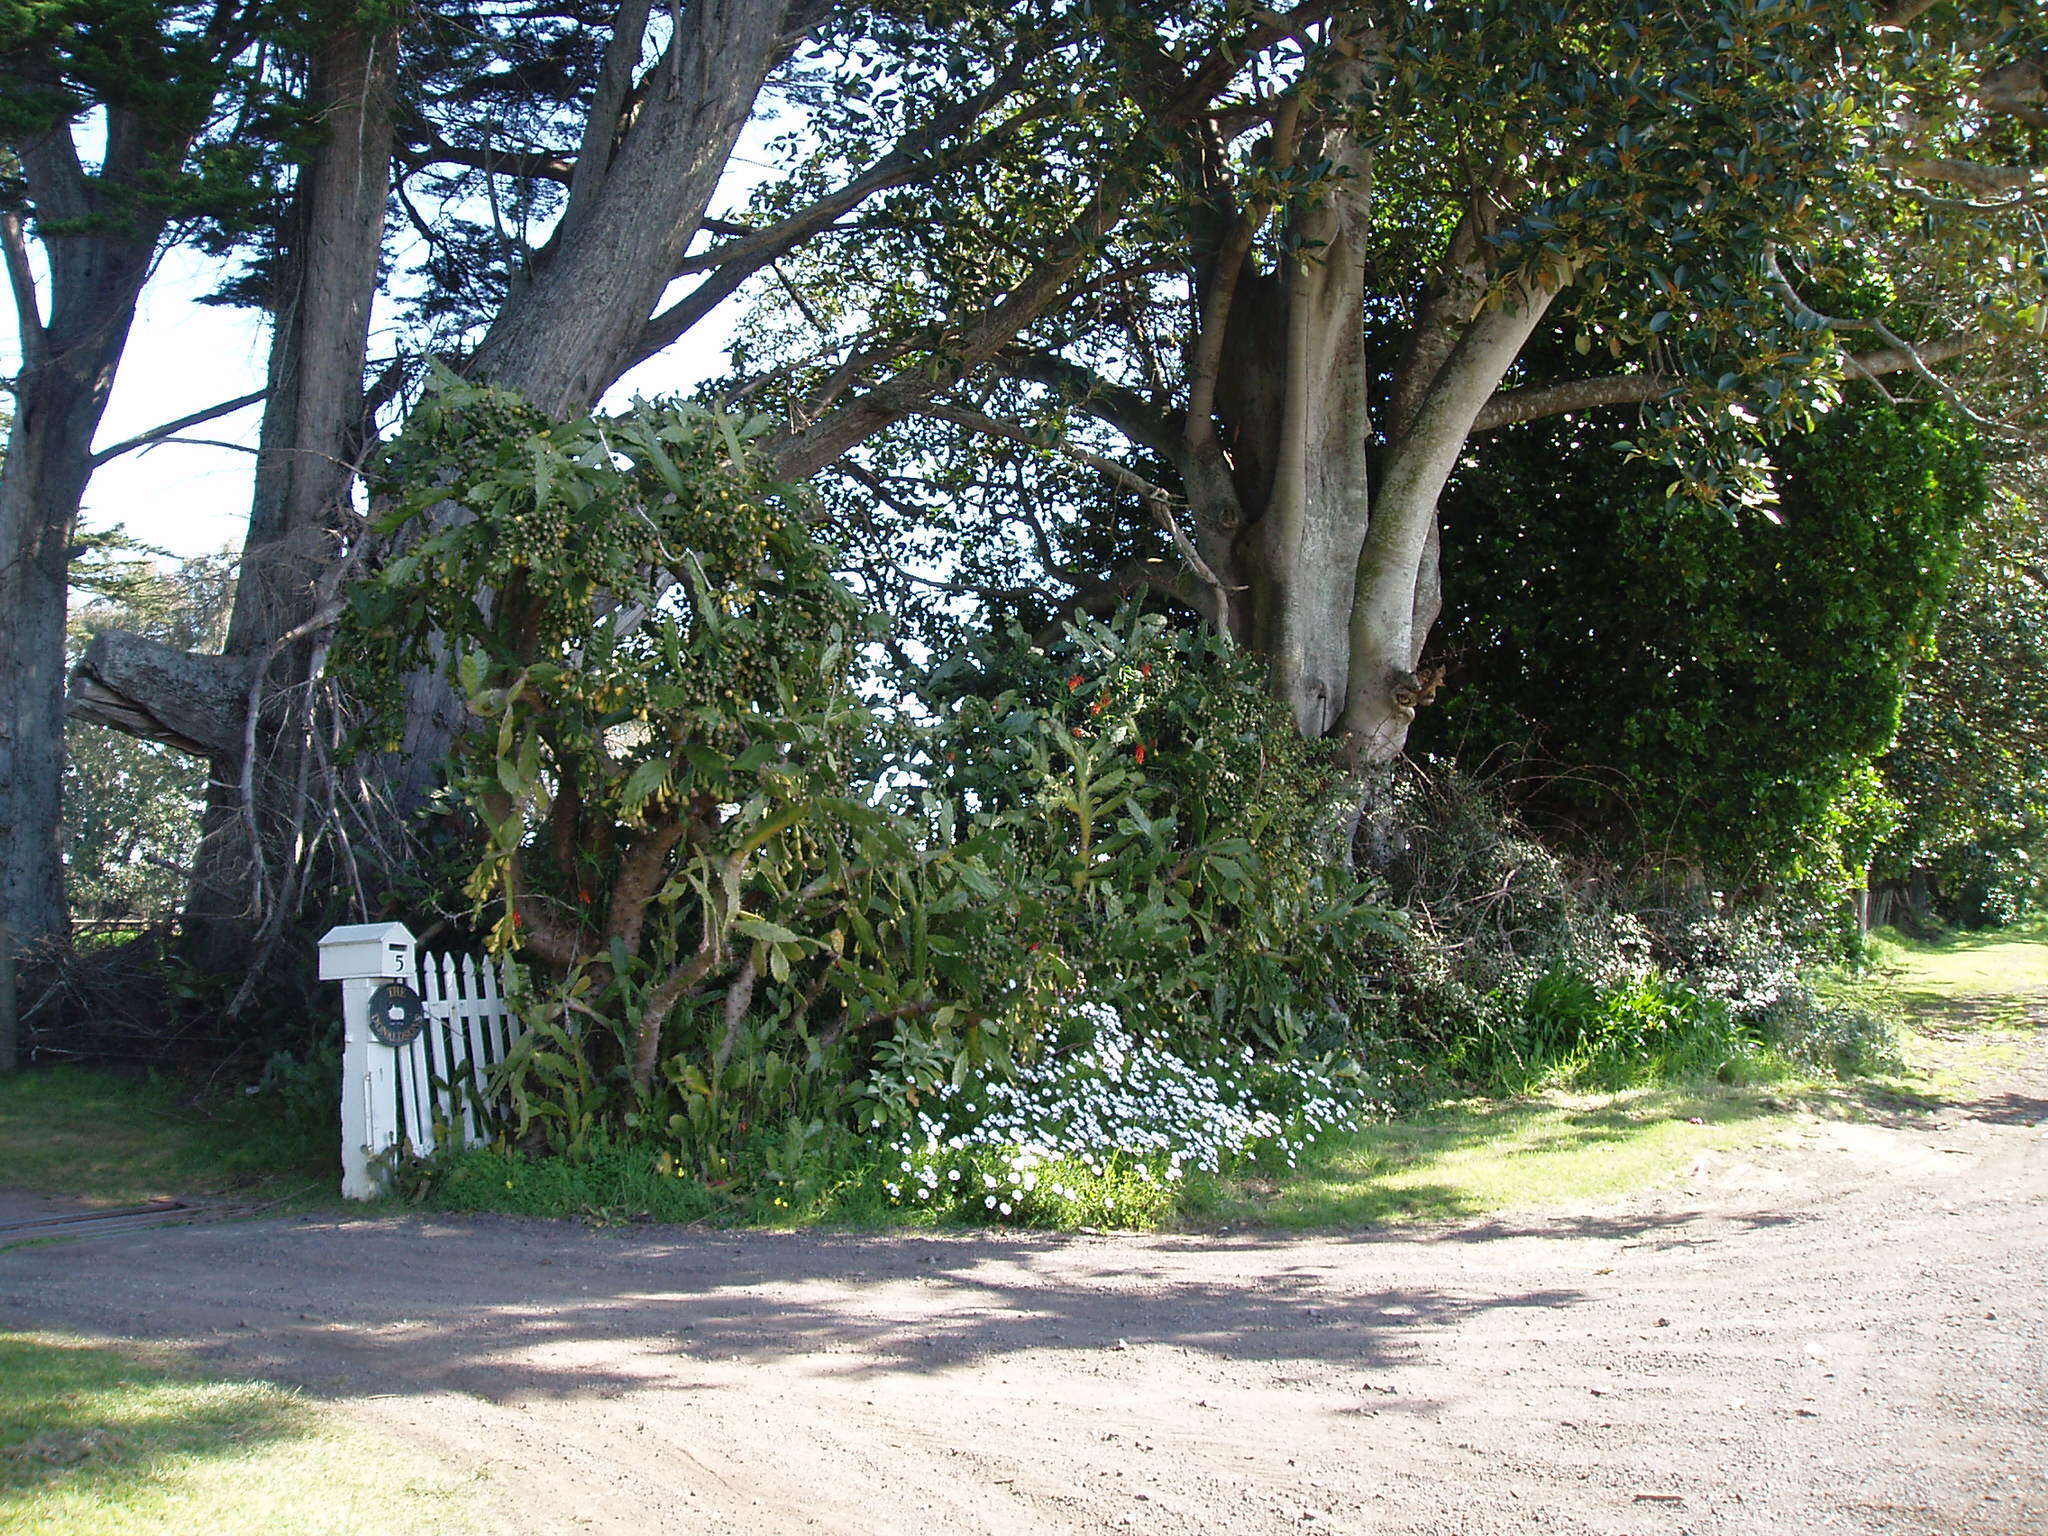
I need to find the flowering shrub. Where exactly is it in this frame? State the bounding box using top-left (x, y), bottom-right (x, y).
top-left (873, 1004), bottom-right (1369, 1227)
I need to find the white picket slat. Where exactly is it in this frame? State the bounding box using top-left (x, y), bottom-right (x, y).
top-left (387, 947), bottom-right (523, 1156)
top-left (481, 956), bottom-right (512, 1063)
top-left (431, 952), bottom-right (469, 1144)
top-left (445, 953), bottom-right (475, 1144)
top-left (399, 1028), bottom-right (433, 1154)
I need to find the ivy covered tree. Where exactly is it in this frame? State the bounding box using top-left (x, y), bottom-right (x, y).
top-left (345, 380), bottom-right (874, 1091)
top-left (339, 385), bottom-right (1393, 1160)
top-left (63, 0), bottom-right (1341, 997)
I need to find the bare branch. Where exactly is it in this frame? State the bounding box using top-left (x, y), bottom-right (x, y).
top-left (675, 87), bottom-right (1043, 279)
top-left (916, 401), bottom-right (1174, 505)
top-left (990, 347), bottom-right (1181, 458)
top-left (761, 8), bottom-right (1352, 481)
top-left (1764, 250), bottom-right (2027, 437)
top-left (765, 175), bottom-right (1140, 480)
top-left (1979, 59), bottom-right (2047, 125)
top-left (1391, 168), bottom-right (1524, 442)
top-left (89, 389), bottom-right (266, 467)
top-left (397, 130), bottom-right (574, 184)
top-left (1874, 0), bottom-right (1944, 26)
top-left (1, 209), bottom-right (45, 362)
top-left (633, 76), bottom-right (1049, 367)
top-left (1150, 496), bottom-right (1236, 641)
top-left (1894, 156), bottom-right (2046, 195)
top-left (919, 402), bottom-right (1235, 632)
top-left (1161, 1), bottom-right (1344, 118)
top-left (1473, 372), bottom-right (1675, 431)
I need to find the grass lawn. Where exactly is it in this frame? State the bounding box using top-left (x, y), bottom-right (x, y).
top-left (1858, 919), bottom-right (2048, 1090)
top-left (1189, 1080), bottom-right (1807, 1229)
top-left (0, 1067), bottom-right (336, 1211)
top-left (1194, 923), bottom-right (2048, 1230)
top-left (0, 1331), bottom-right (485, 1536)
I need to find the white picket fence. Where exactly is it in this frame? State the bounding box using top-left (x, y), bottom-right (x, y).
top-left (320, 922), bottom-right (526, 1199)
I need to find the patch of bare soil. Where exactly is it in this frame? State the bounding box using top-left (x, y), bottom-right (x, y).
top-left (4, 1035), bottom-right (2044, 1535)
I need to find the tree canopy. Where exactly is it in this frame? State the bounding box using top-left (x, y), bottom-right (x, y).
top-left (5, 0), bottom-right (2045, 1024)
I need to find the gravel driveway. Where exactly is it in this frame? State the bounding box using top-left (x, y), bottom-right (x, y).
top-left (4, 1036), bottom-right (2043, 1535)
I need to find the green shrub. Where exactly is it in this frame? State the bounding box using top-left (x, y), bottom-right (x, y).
top-left (431, 1135), bottom-right (718, 1223)
top-left (914, 611), bottom-right (1406, 1059)
top-left (1442, 963), bottom-right (1775, 1095)
top-left (1374, 763), bottom-right (1894, 1092)
top-left (343, 388), bottom-right (1401, 1203)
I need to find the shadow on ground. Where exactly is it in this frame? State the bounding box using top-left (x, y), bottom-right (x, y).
top-left (0, 1208), bottom-right (1630, 1414)
top-left (0, 1332), bottom-right (308, 1507)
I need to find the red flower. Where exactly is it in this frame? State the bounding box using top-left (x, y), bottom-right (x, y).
top-left (1089, 700), bottom-right (1103, 716)
top-left (1134, 744), bottom-right (1147, 764)
top-left (1068, 674), bottom-right (1084, 691)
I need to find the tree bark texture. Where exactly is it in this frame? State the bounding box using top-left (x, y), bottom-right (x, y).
top-left (469, 0), bottom-right (797, 414)
top-left (0, 123), bottom-right (169, 960)
top-left (179, 23), bottom-right (399, 977)
top-left (1167, 94), bottom-right (1511, 770)
top-left (1145, 84), bottom-right (1569, 817)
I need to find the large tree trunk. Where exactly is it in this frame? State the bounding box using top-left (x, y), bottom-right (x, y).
top-left (1337, 279), bottom-right (1563, 767)
top-left (1166, 83), bottom-right (1569, 859)
top-left (0, 363), bottom-right (118, 960)
top-left (179, 24), bottom-right (399, 979)
top-left (471, 0), bottom-right (796, 414)
top-left (1235, 129), bottom-right (1375, 739)
top-left (72, 0), bottom-right (807, 985)
top-left (0, 122), bottom-right (165, 963)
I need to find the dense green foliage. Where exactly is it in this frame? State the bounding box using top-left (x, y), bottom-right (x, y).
top-left (343, 389), bottom-right (1397, 1205)
top-left (914, 617), bottom-right (1401, 1057)
top-left (27, 3), bottom-right (2047, 1229)
top-left (1422, 392), bottom-right (1983, 905)
top-left (1880, 498), bottom-right (2048, 925)
top-left (0, 0), bottom-right (370, 237)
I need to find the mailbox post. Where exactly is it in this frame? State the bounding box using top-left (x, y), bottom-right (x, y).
top-left (320, 922), bottom-right (417, 1199)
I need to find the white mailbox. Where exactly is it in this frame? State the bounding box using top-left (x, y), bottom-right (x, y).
top-left (317, 921), bottom-right (416, 982)
top-left (321, 921), bottom-right (422, 1200)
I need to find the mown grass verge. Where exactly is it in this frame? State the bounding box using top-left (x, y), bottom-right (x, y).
top-left (0, 1332), bottom-right (485, 1536)
top-left (1192, 927), bottom-right (2044, 1229)
top-left (1858, 919), bottom-right (2048, 1093)
top-left (0, 1066), bottom-right (337, 1212)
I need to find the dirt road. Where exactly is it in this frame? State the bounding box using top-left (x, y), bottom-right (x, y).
top-left (5, 1039), bottom-right (2044, 1534)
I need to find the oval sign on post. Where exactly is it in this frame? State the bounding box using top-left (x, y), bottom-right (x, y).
top-left (367, 981), bottom-right (429, 1048)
